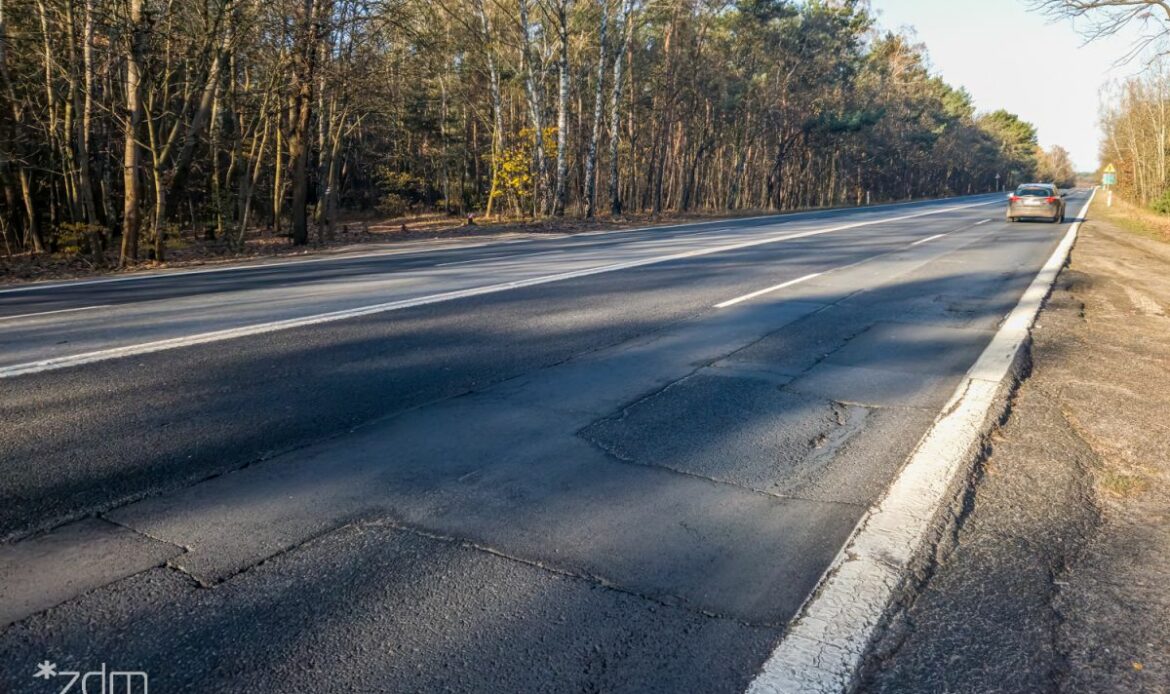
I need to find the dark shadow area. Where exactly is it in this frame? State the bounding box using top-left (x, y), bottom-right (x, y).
top-left (0, 217), bottom-right (1062, 540)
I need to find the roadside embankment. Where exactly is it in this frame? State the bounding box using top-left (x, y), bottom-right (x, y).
top-left (860, 198), bottom-right (1170, 693)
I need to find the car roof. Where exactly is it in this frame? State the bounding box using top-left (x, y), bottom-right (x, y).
top-left (1017, 183), bottom-right (1055, 188)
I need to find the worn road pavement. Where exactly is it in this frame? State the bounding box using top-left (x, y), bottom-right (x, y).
top-left (0, 192), bottom-right (1089, 692)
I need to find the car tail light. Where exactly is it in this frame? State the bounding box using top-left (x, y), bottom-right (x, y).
top-left (1009, 195), bottom-right (1020, 202)
top-left (1045, 196), bottom-right (1056, 203)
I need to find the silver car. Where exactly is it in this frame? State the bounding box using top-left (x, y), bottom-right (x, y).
top-left (1007, 183), bottom-right (1065, 223)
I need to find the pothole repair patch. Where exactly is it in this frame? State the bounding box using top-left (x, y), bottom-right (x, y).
top-left (580, 374), bottom-right (870, 497)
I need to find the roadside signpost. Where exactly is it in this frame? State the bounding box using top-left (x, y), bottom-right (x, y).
top-left (1103, 163), bottom-right (1117, 206)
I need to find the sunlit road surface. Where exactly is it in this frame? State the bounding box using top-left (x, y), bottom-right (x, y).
top-left (0, 192), bottom-right (1086, 692)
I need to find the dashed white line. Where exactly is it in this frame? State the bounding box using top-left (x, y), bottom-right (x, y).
top-left (974, 219), bottom-right (991, 226)
top-left (908, 232), bottom-right (947, 247)
top-left (434, 256), bottom-right (503, 267)
top-left (714, 274), bottom-right (823, 308)
top-left (716, 214), bottom-right (1001, 308)
top-left (435, 249), bottom-right (566, 267)
top-left (0, 305), bottom-right (110, 322)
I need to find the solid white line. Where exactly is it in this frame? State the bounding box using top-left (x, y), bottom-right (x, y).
top-left (714, 274), bottom-right (822, 308)
top-left (0, 305), bottom-right (110, 322)
top-left (0, 194), bottom-right (1002, 295)
top-left (908, 232), bottom-right (947, 247)
top-left (0, 198), bottom-right (1000, 379)
top-left (745, 189), bottom-right (1097, 694)
top-left (974, 219), bottom-right (991, 226)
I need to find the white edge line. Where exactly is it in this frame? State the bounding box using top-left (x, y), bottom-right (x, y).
top-left (0, 305), bottom-right (110, 322)
top-left (0, 194), bottom-right (1003, 295)
top-left (0, 199), bottom-right (1000, 379)
top-left (744, 189), bottom-right (1096, 694)
top-left (714, 273), bottom-right (823, 308)
top-left (908, 232), bottom-right (946, 247)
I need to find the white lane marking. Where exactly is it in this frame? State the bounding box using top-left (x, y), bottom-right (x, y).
top-left (0, 245), bottom-right (507, 295)
top-left (715, 215), bottom-right (1004, 308)
top-left (0, 305), bottom-right (110, 322)
top-left (714, 274), bottom-right (823, 308)
top-left (435, 256), bottom-right (503, 267)
top-left (908, 232), bottom-right (947, 247)
top-left (0, 198), bottom-right (1000, 379)
top-left (745, 189), bottom-right (1097, 694)
top-left (0, 194), bottom-right (1003, 295)
top-left (434, 249), bottom-right (565, 267)
top-left (974, 219), bottom-right (991, 226)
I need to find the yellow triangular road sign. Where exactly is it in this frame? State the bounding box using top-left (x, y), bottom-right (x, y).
top-left (1104, 163), bottom-right (1117, 174)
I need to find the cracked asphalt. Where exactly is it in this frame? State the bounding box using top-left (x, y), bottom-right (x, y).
top-left (0, 194), bottom-right (1089, 692)
top-left (860, 207), bottom-right (1170, 693)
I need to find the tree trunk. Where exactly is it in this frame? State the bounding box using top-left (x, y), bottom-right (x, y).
top-left (120, 0), bottom-right (147, 265)
top-left (288, 0), bottom-right (326, 245)
top-left (519, 0), bottom-right (549, 217)
top-left (552, 0), bottom-right (573, 216)
top-left (475, 0), bottom-right (504, 219)
top-left (583, 0), bottom-right (608, 218)
top-left (77, 0), bottom-right (99, 229)
top-left (607, 0), bottom-right (634, 216)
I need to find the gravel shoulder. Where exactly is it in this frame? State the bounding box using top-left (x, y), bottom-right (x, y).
top-left (860, 205), bottom-right (1170, 692)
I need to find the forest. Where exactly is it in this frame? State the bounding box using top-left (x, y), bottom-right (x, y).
top-left (1100, 63), bottom-right (1170, 212)
top-left (1, 0), bottom-right (1065, 266)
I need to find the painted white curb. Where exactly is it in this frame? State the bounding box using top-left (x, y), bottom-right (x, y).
top-left (746, 189), bottom-right (1097, 694)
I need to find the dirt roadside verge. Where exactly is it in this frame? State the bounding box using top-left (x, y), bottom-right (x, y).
top-left (859, 201), bottom-right (1170, 693)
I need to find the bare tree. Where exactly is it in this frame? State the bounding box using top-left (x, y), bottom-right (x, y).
top-left (519, 0), bottom-right (550, 216)
top-left (551, 0), bottom-right (573, 216)
top-left (288, 0), bottom-right (330, 245)
top-left (582, 0), bottom-right (608, 218)
top-left (474, 0), bottom-right (505, 219)
top-left (1033, 0), bottom-right (1170, 62)
top-left (120, 0), bottom-right (147, 265)
top-left (607, 0), bottom-right (634, 216)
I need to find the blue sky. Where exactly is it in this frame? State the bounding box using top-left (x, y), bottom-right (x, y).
top-left (869, 0), bottom-right (1149, 171)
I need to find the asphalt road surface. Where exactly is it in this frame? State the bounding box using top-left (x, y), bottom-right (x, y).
top-left (0, 192), bottom-right (1087, 692)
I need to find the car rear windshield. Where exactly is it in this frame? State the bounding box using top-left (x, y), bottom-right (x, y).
top-left (1016, 187), bottom-right (1052, 197)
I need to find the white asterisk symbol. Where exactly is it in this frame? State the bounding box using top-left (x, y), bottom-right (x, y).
top-left (33, 661), bottom-right (58, 680)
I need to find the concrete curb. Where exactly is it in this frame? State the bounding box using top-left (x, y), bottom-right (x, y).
top-left (745, 189), bottom-right (1098, 694)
